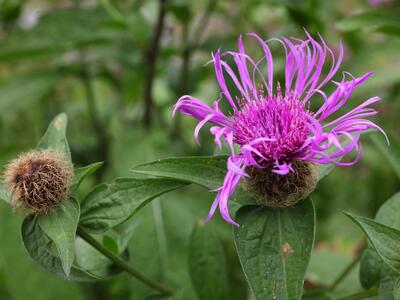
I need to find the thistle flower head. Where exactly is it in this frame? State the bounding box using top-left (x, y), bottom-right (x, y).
top-left (232, 88), bottom-right (309, 164)
top-left (4, 149), bottom-right (73, 215)
top-left (173, 31), bottom-right (387, 226)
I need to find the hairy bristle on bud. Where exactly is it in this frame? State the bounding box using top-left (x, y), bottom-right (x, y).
top-left (4, 149), bottom-right (73, 215)
top-left (244, 161), bottom-right (319, 208)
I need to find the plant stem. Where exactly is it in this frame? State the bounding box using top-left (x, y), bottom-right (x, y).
top-left (337, 288), bottom-right (378, 300)
top-left (77, 226), bottom-right (174, 296)
top-left (330, 252), bottom-right (363, 290)
top-left (142, 0), bottom-right (168, 128)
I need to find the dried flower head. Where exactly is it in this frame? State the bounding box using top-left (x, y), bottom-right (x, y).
top-left (4, 149), bottom-right (73, 215)
top-left (173, 31), bottom-right (387, 226)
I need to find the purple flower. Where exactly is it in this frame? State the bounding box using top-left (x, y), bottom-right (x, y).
top-left (173, 32), bottom-right (386, 226)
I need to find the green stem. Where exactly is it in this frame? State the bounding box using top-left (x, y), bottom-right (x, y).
top-left (330, 253), bottom-right (362, 290)
top-left (337, 288), bottom-right (378, 300)
top-left (77, 226), bottom-right (174, 296)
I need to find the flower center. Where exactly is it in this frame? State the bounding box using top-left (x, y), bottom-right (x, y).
top-left (232, 93), bottom-right (309, 164)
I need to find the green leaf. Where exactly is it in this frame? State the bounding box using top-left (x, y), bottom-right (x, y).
top-left (36, 113), bottom-right (71, 162)
top-left (131, 156), bottom-right (228, 190)
top-left (0, 181), bottom-right (10, 204)
top-left (0, 72), bottom-right (60, 113)
top-left (37, 198), bottom-right (80, 277)
top-left (234, 198), bottom-right (315, 300)
top-left (72, 162), bottom-right (103, 191)
top-left (394, 277), bottom-right (400, 300)
top-left (112, 217), bottom-right (141, 251)
top-left (336, 9), bottom-right (400, 36)
top-left (376, 192), bottom-right (400, 228)
top-left (345, 212), bottom-right (400, 274)
top-left (359, 192), bottom-right (400, 289)
top-left (132, 156), bottom-right (257, 216)
top-left (189, 221), bottom-right (229, 300)
top-left (359, 248), bottom-right (384, 289)
top-left (74, 233), bottom-right (129, 278)
top-left (372, 134), bottom-right (400, 181)
top-left (102, 235), bottom-right (119, 255)
top-left (380, 276), bottom-right (395, 300)
top-left (1, 205), bottom-right (85, 299)
top-left (80, 178), bottom-right (188, 233)
top-left (21, 215), bottom-right (96, 281)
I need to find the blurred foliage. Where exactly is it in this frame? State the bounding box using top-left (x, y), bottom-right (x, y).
top-left (0, 0), bottom-right (399, 299)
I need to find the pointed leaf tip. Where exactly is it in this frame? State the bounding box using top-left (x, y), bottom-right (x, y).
top-left (36, 112), bottom-right (71, 162)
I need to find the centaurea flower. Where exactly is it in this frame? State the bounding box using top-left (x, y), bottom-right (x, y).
top-left (173, 32), bottom-right (386, 226)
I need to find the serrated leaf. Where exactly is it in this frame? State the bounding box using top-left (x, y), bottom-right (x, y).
top-left (80, 178), bottom-right (188, 233)
top-left (131, 156), bottom-right (228, 190)
top-left (337, 9), bottom-right (400, 35)
top-left (345, 212), bottom-right (400, 274)
top-left (37, 198), bottom-right (80, 276)
top-left (72, 162), bottom-right (103, 191)
top-left (234, 198), bottom-right (315, 300)
top-left (36, 113), bottom-right (71, 162)
top-left (189, 221), bottom-right (229, 300)
top-left (21, 215), bottom-right (96, 281)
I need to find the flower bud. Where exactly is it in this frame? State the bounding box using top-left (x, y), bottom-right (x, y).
top-left (245, 161), bottom-right (319, 208)
top-left (4, 149), bottom-right (73, 215)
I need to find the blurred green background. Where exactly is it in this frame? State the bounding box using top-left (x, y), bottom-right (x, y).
top-left (0, 0), bottom-right (399, 299)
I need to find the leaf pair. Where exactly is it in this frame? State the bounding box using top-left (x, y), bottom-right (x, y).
top-left (132, 157), bottom-right (317, 300)
top-left (345, 192), bottom-right (400, 298)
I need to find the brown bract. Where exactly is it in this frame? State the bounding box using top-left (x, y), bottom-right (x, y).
top-left (4, 149), bottom-right (73, 215)
top-left (245, 161), bottom-right (319, 208)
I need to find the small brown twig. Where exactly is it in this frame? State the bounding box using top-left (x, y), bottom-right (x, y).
top-left (142, 0), bottom-right (168, 128)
